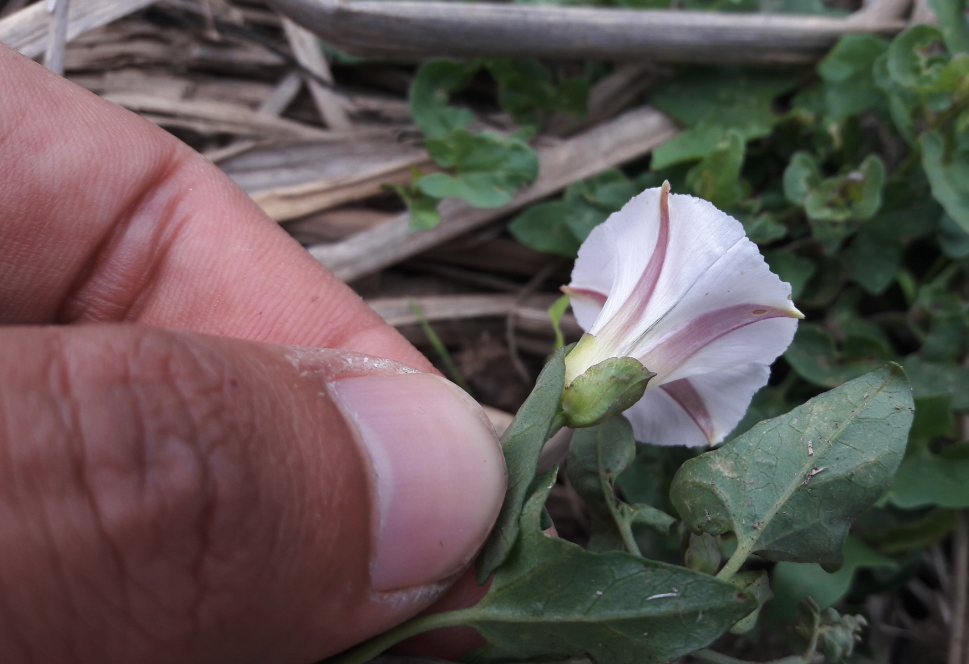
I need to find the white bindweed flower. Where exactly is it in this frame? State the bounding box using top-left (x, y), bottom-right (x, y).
top-left (563, 182), bottom-right (803, 447)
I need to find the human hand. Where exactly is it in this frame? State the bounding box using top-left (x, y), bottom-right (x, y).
top-left (0, 44), bottom-right (505, 664)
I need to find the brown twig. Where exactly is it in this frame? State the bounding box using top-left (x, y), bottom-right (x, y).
top-left (0, 0), bottom-right (156, 59)
top-left (268, 0), bottom-right (907, 64)
top-left (280, 15), bottom-right (352, 130)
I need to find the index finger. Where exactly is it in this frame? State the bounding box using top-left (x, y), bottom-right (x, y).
top-left (0, 45), bottom-right (432, 371)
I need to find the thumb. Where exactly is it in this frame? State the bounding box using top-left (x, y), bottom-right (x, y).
top-left (0, 324), bottom-right (505, 664)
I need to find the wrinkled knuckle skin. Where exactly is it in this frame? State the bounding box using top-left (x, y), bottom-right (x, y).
top-left (0, 327), bottom-right (273, 662)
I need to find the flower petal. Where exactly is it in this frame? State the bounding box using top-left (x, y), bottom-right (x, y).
top-left (624, 363), bottom-right (771, 446)
top-left (607, 191), bottom-right (751, 343)
top-left (627, 208), bottom-right (800, 378)
top-left (638, 305), bottom-right (799, 384)
top-left (566, 187), bottom-right (666, 333)
top-left (560, 285), bottom-right (607, 331)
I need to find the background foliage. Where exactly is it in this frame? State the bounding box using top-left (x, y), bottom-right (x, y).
top-left (374, 0), bottom-right (969, 661)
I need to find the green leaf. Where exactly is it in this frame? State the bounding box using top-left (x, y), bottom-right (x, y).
top-left (939, 212), bottom-right (969, 257)
top-left (508, 201), bottom-right (581, 257)
top-left (485, 59), bottom-right (589, 127)
top-left (806, 154), bottom-right (886, 223)
top-left (466, 473), bottom-right (757, 664)
top-left (409, 59), bottom-right (480, 139)
top-left (617, 443), bottom-right (699, 512)
top-left (724, 385), bottom-right (799, 443)
top-left (921, 310), bottom-right (968, 362)
top-left (888, 440), bottom-right (969, 508)
top-left (929, 0), bottom-right (969, 55)
top-left (386, 167), bottom-right (443, 231)
top-left (563, 169), bottom-right (639, 242)
top-left (874, 53), bottom-right (922, 143)
top-left (476, 347), bottom-right (568, 582)
top-left (568, 417), bottom-right (638, 552)
top-left (785, 323), bottom-right (888, 388)
top-left (817, 34), bottom-right (890, 119)
top-left (921, 129), bottom-right (969, 234)
top-left (769, 536), bottom-right (897, 621)
top-left (763, 251), bottom-right (817, 300)
top-left (728, 570), bottom-right (773, 634)
top-left (562, 356), bottom-right (654, 428)
top-left (792, 598), bottom-right (869, 663)
top-left (936, 53), bottom-right (969, 93)
top-left (567, 417), bottom-right (676, 554)
top-left (858, 506), bottom-right (957, 554)
top-left (844, 231), bottom-right (903, 294)
top-left (649, 68), bottom-right (796, 140)
top-left (887, 25), bottom-right (950, 91)
top-left (684, 532), bottom-right (721, 575)
top-left (419, 130), bottom-right (539, 208)
top-left (685, 129), bottom-right (747, 207)
top-left (671, 365), bottom-right (913, 576)
top-left (784, 151), bottom-right (822, 205)
top-left (902, 354), bottom-right (969, 410)
top-left (738, 211), bottom-right (788, 245)
top-left (911, 394), bottom-right (956, 442)
top-left (651, 120), bottom-right (728, 169)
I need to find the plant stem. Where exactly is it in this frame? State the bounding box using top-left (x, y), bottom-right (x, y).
top-left (715, 541), bottom-right (752, 581)
top-left (408, 301), bottom-right (473, 396)
top-left (328, 608), bottom-right (476, 664)
top-left (692, 649), bottom-right (823, 664)
top-left (617, 516), bottom-right (642, 557)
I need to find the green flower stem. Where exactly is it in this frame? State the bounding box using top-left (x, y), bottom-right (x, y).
top-left (328, 608), bottom-right (476, 664)
top-left (692, 649), bottom-right (824, 664)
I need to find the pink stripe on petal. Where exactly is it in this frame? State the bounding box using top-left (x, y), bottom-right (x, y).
top-left (660, 379), bottom-right (715, 442)
top-left (641, 303), bottom-right (794, 378)
top-left (561, 285), bottom-right (608, 307)
top-left (601, 181), bottom-right (671, 339)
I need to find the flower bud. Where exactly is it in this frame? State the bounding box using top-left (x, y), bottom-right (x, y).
top-left (561, 336), bottom-right (655, 428)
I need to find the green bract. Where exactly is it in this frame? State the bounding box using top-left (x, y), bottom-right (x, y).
top-left (561, 353), bottom-right (654, 429)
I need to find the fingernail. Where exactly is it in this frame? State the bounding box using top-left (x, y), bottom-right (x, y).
top-left (330, 373), bottom-right (506, 592)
